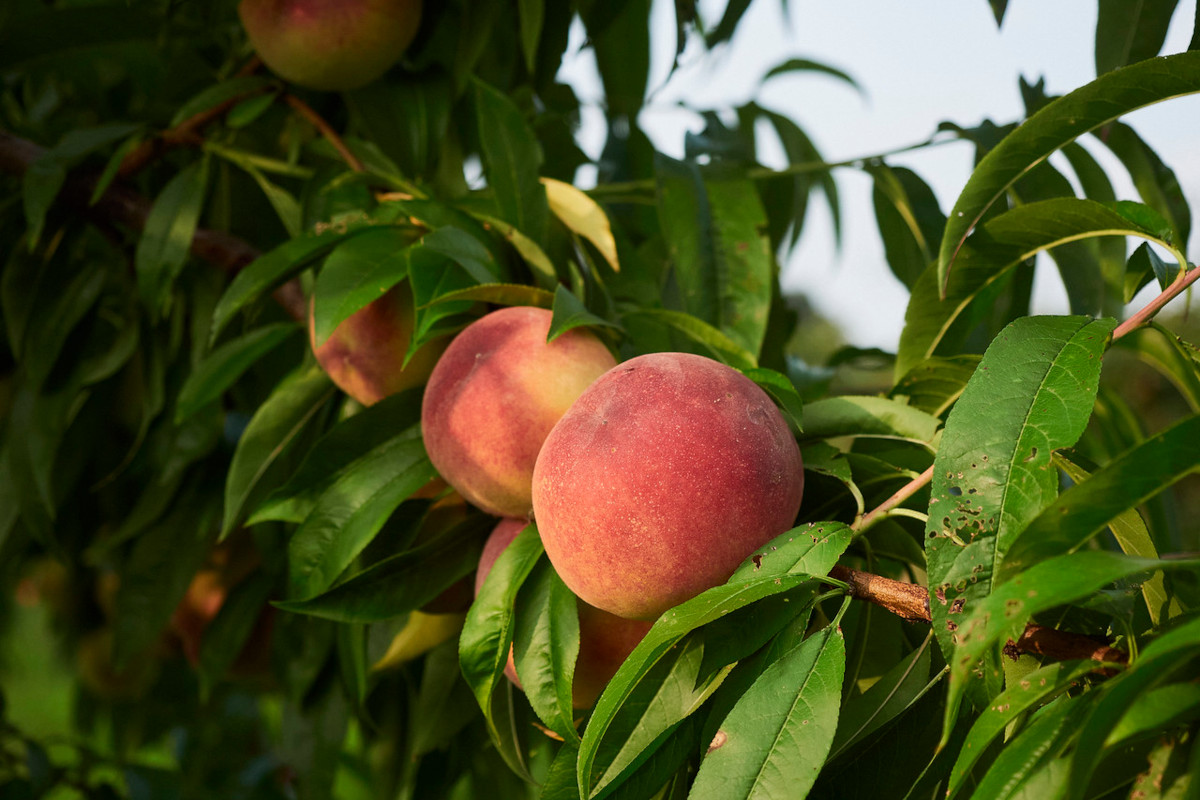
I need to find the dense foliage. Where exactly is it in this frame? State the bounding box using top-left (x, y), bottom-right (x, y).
top-left (1, 1), bottom-right (1199, 798)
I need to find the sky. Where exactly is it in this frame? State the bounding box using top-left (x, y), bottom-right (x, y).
top-left (558, 0), bottom-right (1200, 350)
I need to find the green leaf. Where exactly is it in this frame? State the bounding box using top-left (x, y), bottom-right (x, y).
top-left (619, 308), bottom-right (756, 370)
top-left (690, 625), bottom-right (845, 800)
top-left (998, 413), bottom-right (1200, 593)
top-left (938, 50), bottom-right (1200, 290)
top-left (345, 71), bottom-right (452, 179)
top-left (311, 227), bottom-right (415, 347)
top-left (1117, 323), bottom-right (1200, 411)
top-left (800, 395), bottom-right (941, 445)
top-left (170, 76), bottom-right (276, 127)
top-left (197, 571), bottom-right (275, 698)
top-left (519, 0), bottom-right (545, 73)
top-left (176, 323), bottom-right (300, 422)
top-left (221, 363), bottom-right (335, 538)
top-left (21, 262), bottom-right (106, 391)
top-left (741, 367), bottom-right (804, 433)
top-left (251, 390), bottom-right (424, 524)
top-left (210, 230), bottom-right (350, 344)
top-left (946, 660), bottom-right (1102, 799)
top-left (944, 552), bottom-right (1200, 744)
top-left (1099, 122), bottom-right (1192, 251)
top-left (226, 92), bottom-right (278, 128)
top-left (1066, 614), bottom-right (1200, 799)
top-left (548, 285), bottom-right (620, 343)
top-left (136, 157), bottom-right (211, 314)
top-left (472, 212), bottom-right (559, 290)
top-left (1106, 682), bottom-right (1200, 749)
top-left (276, 514), bottom-right (491, 623)
top-left (654, 156), bottom-right (774, 358)
top-left (513, 559), bottom-right (581, 743)
top-left (473, 78), bottom-right (549, 245)
top-left (459, 522), bottom-right (543, 780)
top-left (728, 522), bottom-right (854, 584)
top-left (762, 57), bottom-right (863, 95)
top-left (967, 695), bottom-right (1088, 800)
top-left (869, 164), bottom-right (947, 291)
top-left (237, 159), bottom-right (303, 238)
top-left (287, 425), bottom-right (437, 600)
top-left (424, 282), bottom-right (555, 309)
top-left (900, 198), bottom-right (1170, 379)
top-left (891, 355), bottom-right (980, 418)
top-left (1096, 0), bottom-right (1178, 75)
top-left (422, 225), bottom-right (503, 284)
top-left (0, 7), bottom-right (158, 71)
top-left (578, 571), bottom-right (819, 798)
top-left (927, 316), bottom-right (1114, 701)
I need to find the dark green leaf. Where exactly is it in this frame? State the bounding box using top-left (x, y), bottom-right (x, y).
top-left (473, 78), bottom-right (549, 244)
top-left (0, 7), bottom-right (158, 71)
top-left (1105, 682), bottom-right (1200, 748)
top-left (519, 0), bottom-right (545, 73)
top-left (938, 50), bottom-right (1200, 290)
top-left (741, 366), bottom-right (804, 432)
top-left (221, 364), bottom-right (335, 538)
top-left (422, 225), bottom-right (503, 284)
top-left (1117, 323), bottom-right (1200, 411)
top-left (763, 57), bottom-right (863, 95)
top-left (513, 559), bottom-right (581, 743)
top-left (424, 283), bottom-right (555, 309)
top-left (286, 426), bottom-right (436, 600)
top-left (170, 76), bottom-right (276, 127)
top-left (21, 262), bottom-right (106, 391)
top-left (619, 308), bottom-right (756, 369)
top-left (226, 92), bottom-right (278, 128)
top-left (136, 158), bottom-right (211, 314)
top-left (1096, 0), bottom-right (1180, 75)
top-left (968, 695), bottom-right (1089, 800)
top-left (197, 571), bottom-right (275, 697)
top-left (548, 285), bottom-right (620, 343)
top-left (176, 323), bottom-right (300, 422)
top-left (690, 625), bottom-right (845, 800)
top-left (1100, 122), bottom-right (1192, 251)
top-left (345, 71), bottom-right (452, 179)
top-left (705, 0), bottom-right (751, 47)
top-left (311, 227), bottom-right (415, 347)
top-left (800, 396), bottom-right (940, 444)
top-left (891, 355), bottom-right (980, 418)
top-left (869, 164), bottom-right (947, 291)
top-left (277, 514), bottom-right (491, 623)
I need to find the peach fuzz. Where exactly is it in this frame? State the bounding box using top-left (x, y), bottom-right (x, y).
top-left (310, 281), bottom-right (446, 407)
top-left (532, 352), bottom-right (804, 621)
top-left (475, 518), bottom-right (651, 710)
top-left (421, 306), bottom-right (616, 518)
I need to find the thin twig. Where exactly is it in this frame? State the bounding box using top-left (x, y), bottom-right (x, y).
top-left (283, 94), bottom-right (365, 173)
top-left (1112, 264), bottom-right (1200, 341)
top-left (855, 465), bottom-right (934, 532)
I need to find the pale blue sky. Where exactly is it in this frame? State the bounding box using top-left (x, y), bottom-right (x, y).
top-left (560, 0), bottom-right (1200, 349)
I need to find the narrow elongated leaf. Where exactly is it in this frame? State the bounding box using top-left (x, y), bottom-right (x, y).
top-left (548, 285), bottom-right (620, 343)
top-left (998, 413), bottom-right (1200, 583)
top-left (287, 426), bottom-right (436, 599)
top-left (619, 308), bottom-right (756, 369)
top-left (422, 225), bottom-right (502, 284)
top-left (473, 78), bottom-right (548, 244)
top-left (543, 178), bottom-right (620, 272)
top-left (459, 523), bottom-right (543, 779)
top-left (197, 571), bottom-right (275, 697)
top-left (891, 355), bottom-right (980, 418)
top-left (944, 552), bottom-right (1200, 742)
top-left (763, 57), bottom-right (863, 95)
top-left (946, 660), bottom-right (1103, 799)
top-left (513, 560), bottom-right (580, 743)
top-left (690, 625), bottom-right (845, 800)
top-left (1119, 323), bottom-right (1200, 411)
top-left (655, 156), bottom-right (774, 358)
top-left (518, 0), bottom-right (544, 73)
top-left (1066, 614), bottom-right (1200, 799)
top-left (1105, 682), bottom-right (1200, 748)
top-left (801, 395), bottom-right (941, 444)
top-left (221, 364), bottom-right (335, 538)
top-left (899, 198), bottom-right (1169, 379)
top-left (170, 76), bottom-right (275, 127)
top-left (176, 323), bottom-right (300, 422)
top-left (869, 164), bottom-right (946, 290)
top-left (251, 391), bottom-right (424, 524)
top-left (938, 50), bottom-right (1200, 289)
top-left (1099, 122), bottom-right (1192, 250)
top-left (136, 158), bottom-right (211, 313)
top-left (277, 515), bottom-right (491, 623)
top-left (21, 263), bottom-right (106, 391)
top-left (967, 695), bottom-right (1089, 800)
top-left (927, 316), bottom-right (1114, 695)
top-left (210, 230), bottom-right (350, 344)
top-left (311, 227), bottom-right (415, 347)
top-left (1096, 0), bottom-right (1179, 75)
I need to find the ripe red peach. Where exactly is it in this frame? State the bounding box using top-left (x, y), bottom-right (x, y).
top-left (310, 281), bottom-right (446, 407)
top-left (421, 306), bottom-right (617, 518)
top-left (475, 518), bottom-right (651, 710)
top-left (532, 352), bottom-right (804, 620)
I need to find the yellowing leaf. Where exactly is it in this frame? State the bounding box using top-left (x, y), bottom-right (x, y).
top-left (373, 611), bottom-right (466, 670)
top-left (541, 177), bottom-right (620, 272)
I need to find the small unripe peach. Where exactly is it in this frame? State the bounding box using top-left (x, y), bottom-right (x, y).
top-left (533, 352), bottom-right (804, 620)
top-left (421, 307), bottom-right (617, 518)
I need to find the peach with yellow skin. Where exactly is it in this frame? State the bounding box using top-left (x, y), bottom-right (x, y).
top-left (476, 518), bottom-right (651, 709)
top-left (421, 306), bottom-right (617, 518)
top-left (238, 0), bottom-right (422, 91)
top-left (532, 352), bottom-right (804, 621)
top-left (310, 281), bottom-right (446, 407)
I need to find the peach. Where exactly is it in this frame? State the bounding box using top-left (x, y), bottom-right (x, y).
top-left (421, 306), bottom-right (617, 518)
top-left (475, 518), bottom-right (651, 710)
top-left (532, 352), bottom-right (804, 620)
top-left (310, 281), bottom-right (447, 407)
top-left (239, 0), bottom-right (423, 91)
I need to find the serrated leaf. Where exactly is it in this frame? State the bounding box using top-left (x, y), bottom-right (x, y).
top-left (943, 552), bottom-right (1200, 745)
top-left (1066, 614), bottom-right (1200, 800)
top-left (344, 71), bottom-right (452, 180)
top-left (176, 322), bottom-right (300, 422)
top-left (946, 660), bottom-right (1102, 799)
top-left (513, 559), bottom-right (580, 743)
top-left (221, 363), bottom-right (335, 538)
top-left (543, 178), bottom-right (619, 272)
top-left (136, 157), bottom-right (211, 314)
top-left (927, 316), bottom-right (1114, 702)
top-left (473, 78), bottom-right (548, 244)
top-left (278, 514), bottom-right (491, 623)
top-left (900, 198), bottom-right (1171, 379)
top-left (459, 522), bottom-right (543, 780)
top-left (938, 50), bottom-right (1200, 290)
top-left (655, 156), bottom-right (773, 358)
top-left (210, 230), bottom-right (350, 344)
top-left (251, 390), bottom-right (424, 524)
top-left (690, 625), bottom-right (845, 800)
top-left (800, 395), bottom-right (941, 445)
top-left (1106, 682), bottom-right (1200, 749)
top-left (547, 285), bottom-right (620, 343)
top-left (287, 426), bottom-right (437, 600)
top-left (311, 227), bottom-right (415, 347)
top-left (998, 413), bottom-right (1200, 589)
